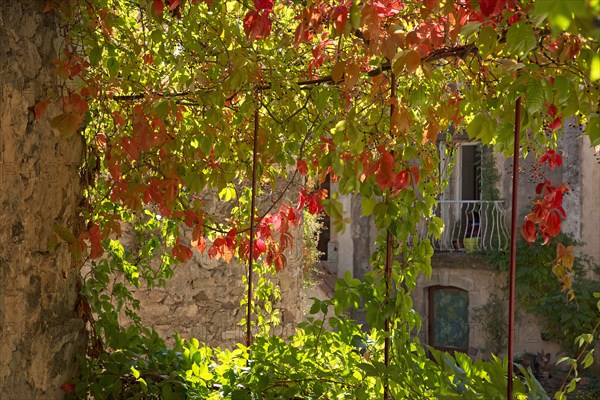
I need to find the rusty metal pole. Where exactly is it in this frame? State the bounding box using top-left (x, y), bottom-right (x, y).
top-left (246, 101), bottom-right (260, 348)
top-left (384, 230), bottom-right (392, 400)
top-left (507, 96), bottom-right (521, 399)
top-left (383, 71), bottom-right (396, 400)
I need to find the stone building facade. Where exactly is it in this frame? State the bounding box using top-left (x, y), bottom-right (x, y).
top-left (319, 122), bottom-right (599, 361)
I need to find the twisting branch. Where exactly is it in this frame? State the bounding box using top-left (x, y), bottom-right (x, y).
top-left (108, 44), bottom-right (480, 101)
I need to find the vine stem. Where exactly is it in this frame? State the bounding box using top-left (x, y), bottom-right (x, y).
top-left (246, 97), bottom-right (260, 348)
top-left (558, 319), bottom-right (600, 394)
top-left (507, 96), bottom-right (521, 399)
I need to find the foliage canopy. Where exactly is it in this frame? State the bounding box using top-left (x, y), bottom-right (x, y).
top-left (42, 0), bottom-right (600, 398)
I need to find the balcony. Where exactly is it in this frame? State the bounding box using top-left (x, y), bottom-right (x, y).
top-left (427, 200), bottom-right (510, 253)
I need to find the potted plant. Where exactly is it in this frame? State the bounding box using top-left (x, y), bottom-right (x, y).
top-left (464, 221), bottom-right (480, 253)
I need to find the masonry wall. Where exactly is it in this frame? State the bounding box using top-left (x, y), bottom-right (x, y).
top-left (123, 230), bottom-right (305, 348)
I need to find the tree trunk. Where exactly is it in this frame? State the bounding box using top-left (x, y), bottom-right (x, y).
top-left (0, 1), bottom-right (86, 398)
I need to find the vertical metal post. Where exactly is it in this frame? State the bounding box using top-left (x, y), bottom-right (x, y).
top-left (507, 97), bottom-right (521, 399)
top-left (384, 230), bottom-right (392, 400)
top-left (384, 71), bottom-right (396, 400)
top-left (246, 101), bottom-right (260, 347)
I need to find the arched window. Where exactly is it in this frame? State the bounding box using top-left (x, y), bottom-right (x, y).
top-left (428, 286), bottom-right (469, 353)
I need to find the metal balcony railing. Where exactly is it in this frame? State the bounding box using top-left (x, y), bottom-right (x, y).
top-left (426, 200), bottom-right (510, 253)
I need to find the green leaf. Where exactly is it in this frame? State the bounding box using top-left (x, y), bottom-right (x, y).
top-left (130, 366), bottom-right (141, 379)
top-left (505, 22), bottom-right (537, 57)
top-left (106, 57), bottom-right (120, 78)
top-left (52, 224), bottom-right (78, 244)
top-left (476, 26), bottom-right (497, 58)
top-left (582, 351), bottom-right (594, 369)
top-left (198, 363), bottom-right (214, 380)
top-left (459, 22), bottom-right (482, 40)
top-left (89, 45), bottom-right (102, 65)
top-left (534, 0), bottom-right (587, 32)
top-left (427, 216), bottom-right (444, 240)
top-left (591, 54), bottom-right (600, 82)
top-left (525, 79), bottom-right (545, 114)
top-left (361, 196), bottom-right (376, 216)
top-left (218, 185), bottom-right (236, 201)
top-left (466, 113), bottom-right (496, 144)
top-left (585, 113), bottom-right (599, 146)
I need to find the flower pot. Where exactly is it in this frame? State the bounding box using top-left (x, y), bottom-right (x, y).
top-left (464, 237), bottom-right (480, 253)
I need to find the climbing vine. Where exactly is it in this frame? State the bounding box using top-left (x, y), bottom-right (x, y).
top-left (37, 0), bottom-right (600, 398)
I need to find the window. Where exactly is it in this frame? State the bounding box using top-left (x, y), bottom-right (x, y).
top-left (428, 286), bottom-right (469, 352)
top-left (317, 175), bottom-right (330, 261)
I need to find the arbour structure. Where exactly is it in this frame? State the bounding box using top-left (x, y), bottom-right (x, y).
top-left (1, 0), bottom-right (599, 398)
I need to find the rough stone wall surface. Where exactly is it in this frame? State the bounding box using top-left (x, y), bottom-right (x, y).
top-left (501, 121), bottom-right (591, 243)
top-left (118, 220), bottom-right (306, 349)
top-left (0, 1), bottom-right (86, 399)
top-left (579, 135), bottom-right (600, 265)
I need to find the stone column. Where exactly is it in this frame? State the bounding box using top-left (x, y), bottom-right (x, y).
top-left (0, 1), bottom-right (86, 398)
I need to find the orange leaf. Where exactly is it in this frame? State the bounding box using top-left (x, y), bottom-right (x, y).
top-left (375, 150), bottom-right (395, 191)
top-left (51, 112), bottom-right (82, 137)
top-left (192, 235), bottom-right (207, 254)
top-left (332, 61), bottom-right (346, 83)
top-left (344, 61), bottom-right (361, 89)
top-left (405, 50), bottom-right (421, 73)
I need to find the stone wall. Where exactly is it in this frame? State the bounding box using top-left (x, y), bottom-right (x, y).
top-left (0, 1), bottom-right (86, 398)
top-left (121, 225), bottom-right (305, 348)
top-left (105, 180), bottom-right (307, 348)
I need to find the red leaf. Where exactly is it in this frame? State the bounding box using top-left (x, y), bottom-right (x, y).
top-left (479, 0), bottom-right (505, 17)
top-left (393, 169), bottom-right (410, 192)
top-left (410, 166), bottom-right (420, 184)
top-left (332, 6), bottom-right (348, 34)
top-left (172, 240), bottom-right (193, 262)
top-left (43, 0), bottom-right (54, 12)
top-left (184, 210), bottom-right (201, 227)
top-left (521, 218), bottom-right (537, 243)
top-left (253, 0), bottom-right (273, 12)
top-left (373, 0), bottom-right (404, 18)
top-left (296, 159), bottom-right (308, 175)
top-left (60, 383), bottom-right (75, 393)
top-left (88, 224), bottom-right (103, 259)
top-left (547, 103), bottom-right (558, 118)
top-left (34, 99), bottom-right (50, 120)
top-left (375, 150), bottom-right (395, 191)
top-left (169, 0), bottom-right (180, 11)
top-left (548, 116), bottom-right (562, 132)
top-left (243, 11), bottom-right (272, 41)
top-left (253, 239), bottom-right (267, 259)
top-left (153, 0), bottom-right (165, 16)
top-left (144, 54), bottom-right (154, 65)
top-left (539, 149), bottom-right (563, 170)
